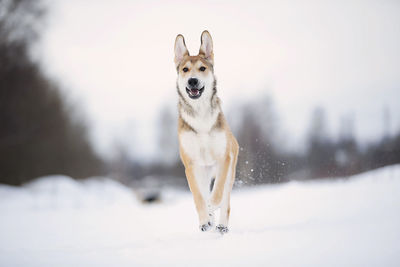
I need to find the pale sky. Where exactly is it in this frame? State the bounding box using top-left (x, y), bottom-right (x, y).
top-left (39, 0), bottom-right (400, 160)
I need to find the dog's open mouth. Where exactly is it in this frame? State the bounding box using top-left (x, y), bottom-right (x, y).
top-left (186, 87), bottom-right (204, 99)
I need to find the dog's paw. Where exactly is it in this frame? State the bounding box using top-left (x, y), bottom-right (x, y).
top-left (199, 221), bottom-right (212, 232)
top-left (216, 224), bottom-right (229, 234)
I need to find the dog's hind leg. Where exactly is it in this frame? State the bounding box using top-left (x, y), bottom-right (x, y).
top-left (216, 156), bottom-right (236, 234)
top-left (217, 193), bottom-right (231, 234)
top-left (215, 143), bottom-right (238, 234)
top-left (210, 155), bottom-right (231, 208)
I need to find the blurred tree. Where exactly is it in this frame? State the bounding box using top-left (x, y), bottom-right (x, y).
top-left (361, 107), bottom-right (399, 172)
top-left (363, 131), bottom-right (400, 171)
top-left (306, 107), bottom-right (337, 178)
top-left (382, 106), bottom-right (391, 140)
top-left (235, 96), bottom-right (285, 184)
top-left (0, 0), bottom-right (44, 45)
top-left (0, 0), bottom-right (103, 185)
top-left (335, 114), bottom-right (360, 175)
top-left (157, 104), bottom-right (179, 166)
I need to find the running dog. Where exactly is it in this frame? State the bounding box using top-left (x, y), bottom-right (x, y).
top-left (174, 30), bottom-right (239, 234)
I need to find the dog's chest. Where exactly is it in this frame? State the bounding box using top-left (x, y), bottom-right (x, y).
top-left (180, 105), bottom-right (218, 133)
top-left (180, 131), bottom-right (227, 166)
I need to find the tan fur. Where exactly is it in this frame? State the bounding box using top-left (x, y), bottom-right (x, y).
top-left (179, 145), bottom-right (209, 220)
top-left (175, 30), bottom-right (239, 232)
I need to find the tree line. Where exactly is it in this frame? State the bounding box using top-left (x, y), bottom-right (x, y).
top-left (1, 0), bottom-right (398, 187)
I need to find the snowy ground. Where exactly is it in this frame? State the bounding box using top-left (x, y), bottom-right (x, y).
top-left (1, 165), bottom-right (399, 267)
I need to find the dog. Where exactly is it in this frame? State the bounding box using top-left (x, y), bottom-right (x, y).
top-left (174, 30), bottom-right (239, 234)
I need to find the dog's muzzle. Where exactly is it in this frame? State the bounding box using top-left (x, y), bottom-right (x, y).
top-left (186, 77), bottom-right (204, 99)
top-left (186, 86), bottom-right (204, 99)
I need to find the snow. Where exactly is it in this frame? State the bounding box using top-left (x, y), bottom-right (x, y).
top-left (1, 166), bottom-right (400, 267)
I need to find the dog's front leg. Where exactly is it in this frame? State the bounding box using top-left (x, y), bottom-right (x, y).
top-left (185, 165), bottom-right (213, 231)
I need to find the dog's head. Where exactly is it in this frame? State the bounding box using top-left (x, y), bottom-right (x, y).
top-left (174, 31), bottom-right (215, 100)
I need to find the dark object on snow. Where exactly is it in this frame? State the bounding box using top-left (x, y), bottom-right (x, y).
top-left (141, 191), bottom-right (161, 203)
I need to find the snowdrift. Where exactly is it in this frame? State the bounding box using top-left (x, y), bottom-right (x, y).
top-left (0, 165), bottom-right (399, 267)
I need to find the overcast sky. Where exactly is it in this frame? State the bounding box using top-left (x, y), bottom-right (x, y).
top-left (39, 0), bottom-right (400, 160)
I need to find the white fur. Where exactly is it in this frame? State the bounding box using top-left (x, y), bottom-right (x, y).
top-left (180, 106), bottom-right (218, 133)
top-left (179, 131), bottom-right (227, 167)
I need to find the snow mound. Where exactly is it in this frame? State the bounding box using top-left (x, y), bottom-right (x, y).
top-left (0, 165), bottom-right (399, 267)
top-left (0, 175), bottom-right (136, 211)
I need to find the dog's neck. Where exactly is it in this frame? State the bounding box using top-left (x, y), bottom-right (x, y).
top-left (178, 80), bottom-right (221, 133)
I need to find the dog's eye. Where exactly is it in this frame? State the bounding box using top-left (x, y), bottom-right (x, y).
top-left (199, 66), bottom-right (206, 71)
top-left (182, 67), bottom-right (189, 72)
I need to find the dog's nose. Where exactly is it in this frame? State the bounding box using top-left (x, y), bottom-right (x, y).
top-left (188, 78), bottom-right (199, 87)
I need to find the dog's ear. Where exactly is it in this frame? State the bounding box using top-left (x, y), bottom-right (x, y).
top-left (199, 30), bottom-right (214, 64)
top-left (174, 34), bottom-right (189, 67)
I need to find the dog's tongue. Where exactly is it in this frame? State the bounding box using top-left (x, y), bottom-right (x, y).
top-left (190, 89), bottom-right (199, 96)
